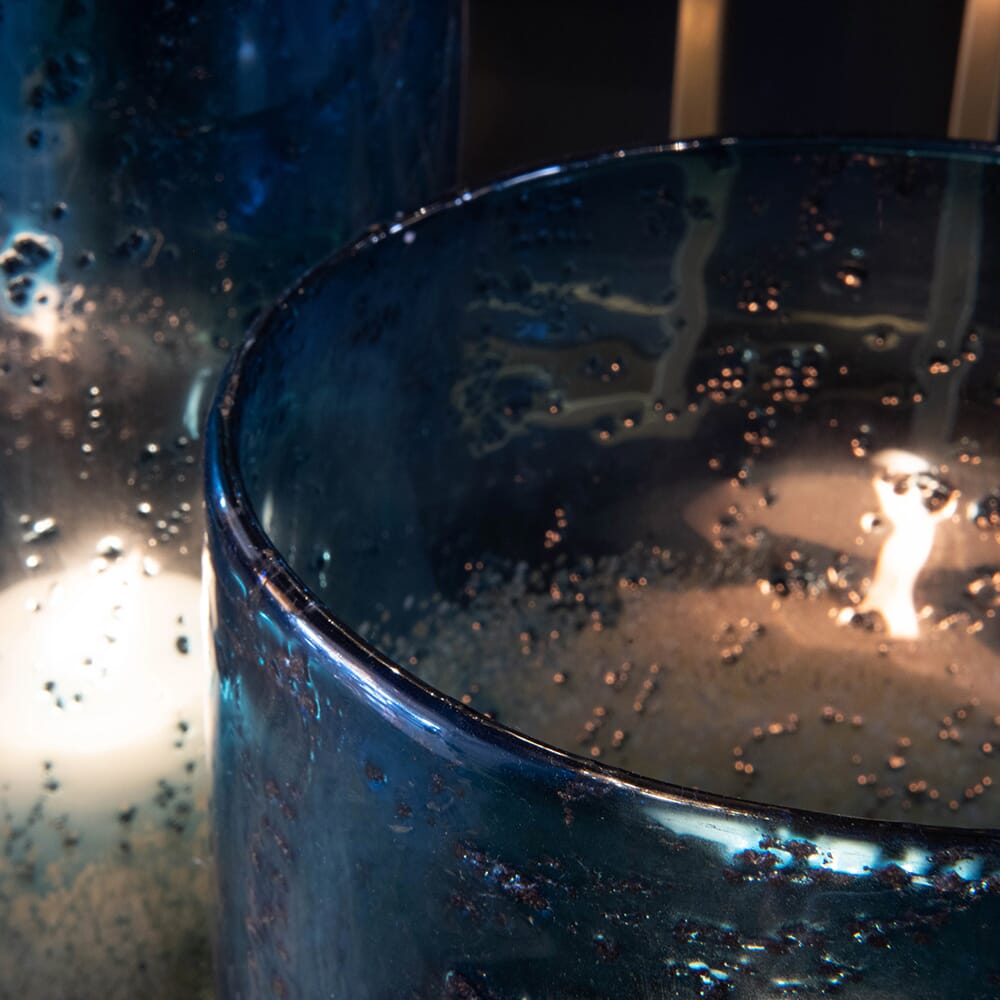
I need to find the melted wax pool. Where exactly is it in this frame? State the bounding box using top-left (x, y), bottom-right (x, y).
top-left (369, 436), bottom-right (1000, 828)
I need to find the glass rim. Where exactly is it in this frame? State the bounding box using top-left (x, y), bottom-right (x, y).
top-left (207, 135), bottom-right (1000, 841)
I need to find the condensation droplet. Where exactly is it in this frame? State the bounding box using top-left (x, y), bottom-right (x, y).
top-left (95, 535), bottom-right (124, 559)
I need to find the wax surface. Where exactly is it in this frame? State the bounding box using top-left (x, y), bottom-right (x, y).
top-left (0, 561), bottom-right (211, 997)
top-left (378, 459), bottom-right (1000, 827)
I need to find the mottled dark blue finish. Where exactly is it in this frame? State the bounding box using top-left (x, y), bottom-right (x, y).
top-left (207, 142), bottom-right (1000, 999)
top-left (0, 2), bottom-right (460, 994)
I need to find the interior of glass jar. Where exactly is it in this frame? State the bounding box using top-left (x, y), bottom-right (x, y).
top-left (230, 143), bottom-right (1000, 823)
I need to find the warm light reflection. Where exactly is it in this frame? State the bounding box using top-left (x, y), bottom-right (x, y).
top-left (854, 450), bottom-right (958, 638)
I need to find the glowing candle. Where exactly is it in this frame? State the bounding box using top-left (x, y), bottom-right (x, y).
top-left (851, 450), bottom-right (959, 639)
top-left (0, 551), bottom-right (205, 822)
top-left (0, 541), bottom-right (210, 996)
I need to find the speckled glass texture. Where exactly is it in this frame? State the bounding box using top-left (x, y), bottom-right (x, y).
top-left (207, 142), bottom-right (1000, 999)
top-left (0, 3), bottom-right (460, 997)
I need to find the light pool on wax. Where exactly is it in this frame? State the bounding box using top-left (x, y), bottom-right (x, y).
top-left (0, 549), bottom-right (205, 829)
top-left (374, 444), bottom-right (1000, 828)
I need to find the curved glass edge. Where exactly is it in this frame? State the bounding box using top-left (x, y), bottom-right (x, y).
top-left (207, 445), bottom-right (1000, 997)
top-left (205, 136), bottom-right (1000, 843)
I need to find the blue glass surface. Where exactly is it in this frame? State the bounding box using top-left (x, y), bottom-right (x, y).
top-left (0, 2), bottom-right (460, 996)
top-left (207, 141), bottom-right (1000, 998)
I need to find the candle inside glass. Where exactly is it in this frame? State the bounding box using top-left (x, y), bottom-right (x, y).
top-left (231, 145), bottom-right (1000, 830)
top-left (0, 529), bottom-right (212, 996)
top-left (210, 142), bottom-right (1000, 999)
top-left (371, 438), bottom-right (1000, 826)
top-left (0, 553), bottom-right (204, 817)
top-left (0, 277), bottom-right (216, 996)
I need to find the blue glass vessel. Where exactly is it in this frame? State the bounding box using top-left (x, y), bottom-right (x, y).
top-left (0, 3), bottom-right (460, 996)
top-left (207, 141), bottom-right (1000, 998)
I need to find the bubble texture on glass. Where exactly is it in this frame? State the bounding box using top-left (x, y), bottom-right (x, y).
top-left (208, 142), bottom-right (1000, 999)
top-left (0, 3), bottom-right (460, 997)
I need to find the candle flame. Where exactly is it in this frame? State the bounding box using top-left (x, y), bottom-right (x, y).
top-left (852, 450), bottom-right (958, 638)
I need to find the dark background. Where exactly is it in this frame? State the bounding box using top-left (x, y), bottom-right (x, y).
top-left (461, 0), bottom-right (968, 182)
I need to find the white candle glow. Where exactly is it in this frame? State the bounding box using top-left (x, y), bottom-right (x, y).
top-left (0, 540), bottom-right (211, 996)
top-left (0, 552), bottom-right (204, 818)
top-left (0, 542), bottom-right (207, 864)
top-left (371, 442), bottom-right (1000, 827)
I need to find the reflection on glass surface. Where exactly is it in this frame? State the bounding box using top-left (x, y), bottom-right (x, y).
top-left (209, 141), bottom-right (1000, 998)
top-left (0, 3), bottom-right (460, 996)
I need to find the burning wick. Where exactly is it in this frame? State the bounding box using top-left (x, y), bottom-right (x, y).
top-left (846, 450), bottom-right (958, 639)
